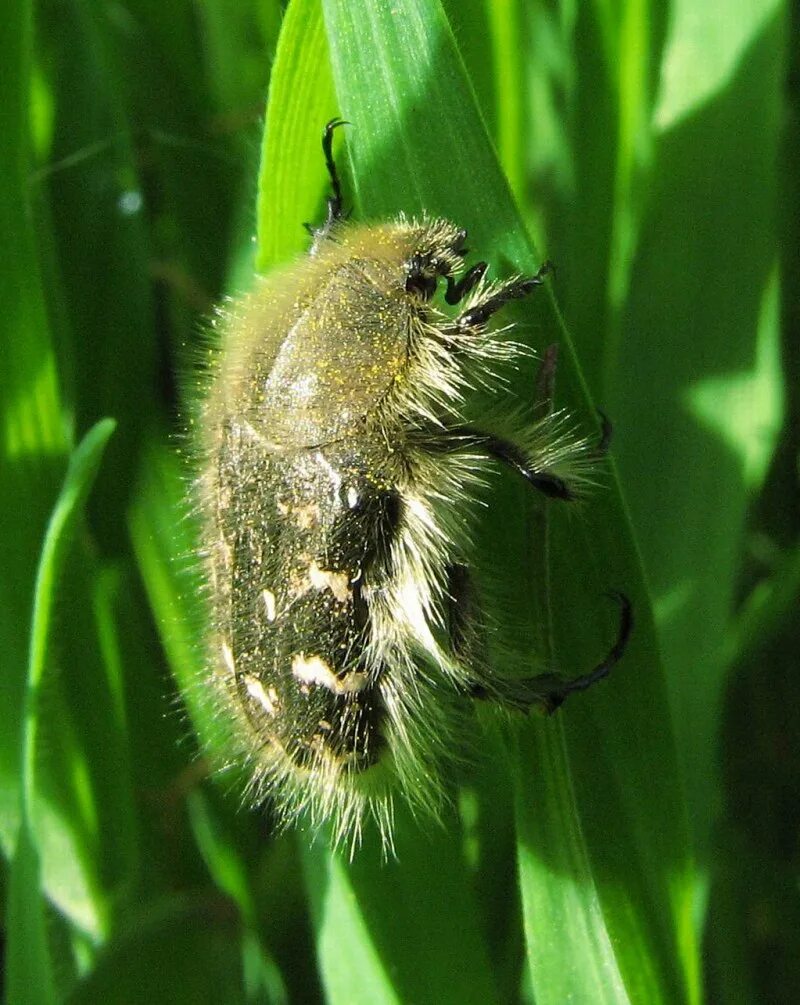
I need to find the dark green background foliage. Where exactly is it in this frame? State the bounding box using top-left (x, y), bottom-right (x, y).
top-left (1, 0), bottom-right (796, 1001)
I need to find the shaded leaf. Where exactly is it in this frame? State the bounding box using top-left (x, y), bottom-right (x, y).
top-left (7, 418), bottom-right (115, 1003)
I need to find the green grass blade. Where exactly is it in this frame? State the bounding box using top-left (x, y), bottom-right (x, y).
top-left (29, 551), bottom-right (142, 941)
top-left (516, 2), bottom-right (785, 991)
top-left (39, 0), bottom-right (156, 554)
top-left (129, 441), bottom-right (196, 684)
top-left (128, 439), bottom-right (212, 745)
top-left (68, 893), bottom-right (249, 1005)
top-left (22, 416), bottom-right (117, 822)
top-left (317, 0), bottom-right (696, 1000)
top-left (303, 815), bottom-right (499, 1005)
top-left (6, 819), bottom-right (56, 1005)
top-left (6, 418), bottom-right (115, 1004)
top-left (611, 0), bottom-right (785, 854)
top-left (513, 721), bottom-right (632, 1003)
top-left (0, 0), bottom-right (68, 857)
top-left (187, 792), bottom-right (289, 1004)
top-left (484, 0), bottom-right (526, 202)
top-left (255, 0), bottom-right (337, 272)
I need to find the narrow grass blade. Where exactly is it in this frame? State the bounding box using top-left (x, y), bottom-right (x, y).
top-left (68, 893), bottom-right (249, 1005)
top-left (128, 440), bottom-right (208, 732)
top-left (303, 814), bottom-right (499, 1005)
top-left (188, 791), bottom-right (289, 1004)
top-left (256, 0), bottom-right (337, 271)
top-left (0, 0), bottom-right (68, 855)
top-left (6, 418), bottom-right (115, 1005)
top-left (21, 416), bottom-right (117, 821)
top-left (6, 819), bottom-right (57, 1005)
top-left (39, 0), bottom-right (156, 553)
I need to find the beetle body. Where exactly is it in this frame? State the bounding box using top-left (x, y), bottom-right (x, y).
top-left (194, 125), bottom-right (631, 849)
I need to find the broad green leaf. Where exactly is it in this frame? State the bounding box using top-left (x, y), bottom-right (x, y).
top-left (551, 0), bottom-right (670, 395)
top-left (527, 0), bottom-right (784, 878)
top-left (610, 0), bottom-right (784, 853)
top-left (516, 1), bottom-right (785, 991)
top-left (512, 722), bottom-right (632, 1003)
top-left (241, 0), bottom-right (696, 1001)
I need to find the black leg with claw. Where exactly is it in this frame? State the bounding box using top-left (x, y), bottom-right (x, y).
top-left (322, 118), bottom-right (348, 224)
top-left (457, 261), bottom-right (553, 329)
top-left (470, 592), bottom-right (633, 714)
top-left (305, 118), bottom-right (349, 239)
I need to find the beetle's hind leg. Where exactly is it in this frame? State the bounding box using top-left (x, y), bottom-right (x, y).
top-left (456, 583), bottom-right (632, 715)
top-left (480, 345), bottom-right (610, 498)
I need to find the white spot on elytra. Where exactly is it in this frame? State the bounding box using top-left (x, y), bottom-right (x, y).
top-left (292, 653), bottom-right (338, 692)
top-left (262, 589), bottom-right (277, 621)
top-left (221, 641), bottom-right (235, 674)
top-left (291, 653), bottom-right (367, 695)
top-left (347, 486), bottom-right (359, 508)
top-left (340, 671), bottom-right (368, 694)
top-left (308, 561), bottom-right (351, 603)
top-left (243, 675), bottom-right (276, 715)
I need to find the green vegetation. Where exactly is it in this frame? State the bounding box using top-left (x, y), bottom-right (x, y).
top-left (2, 0), bottom-right (794, 1001)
